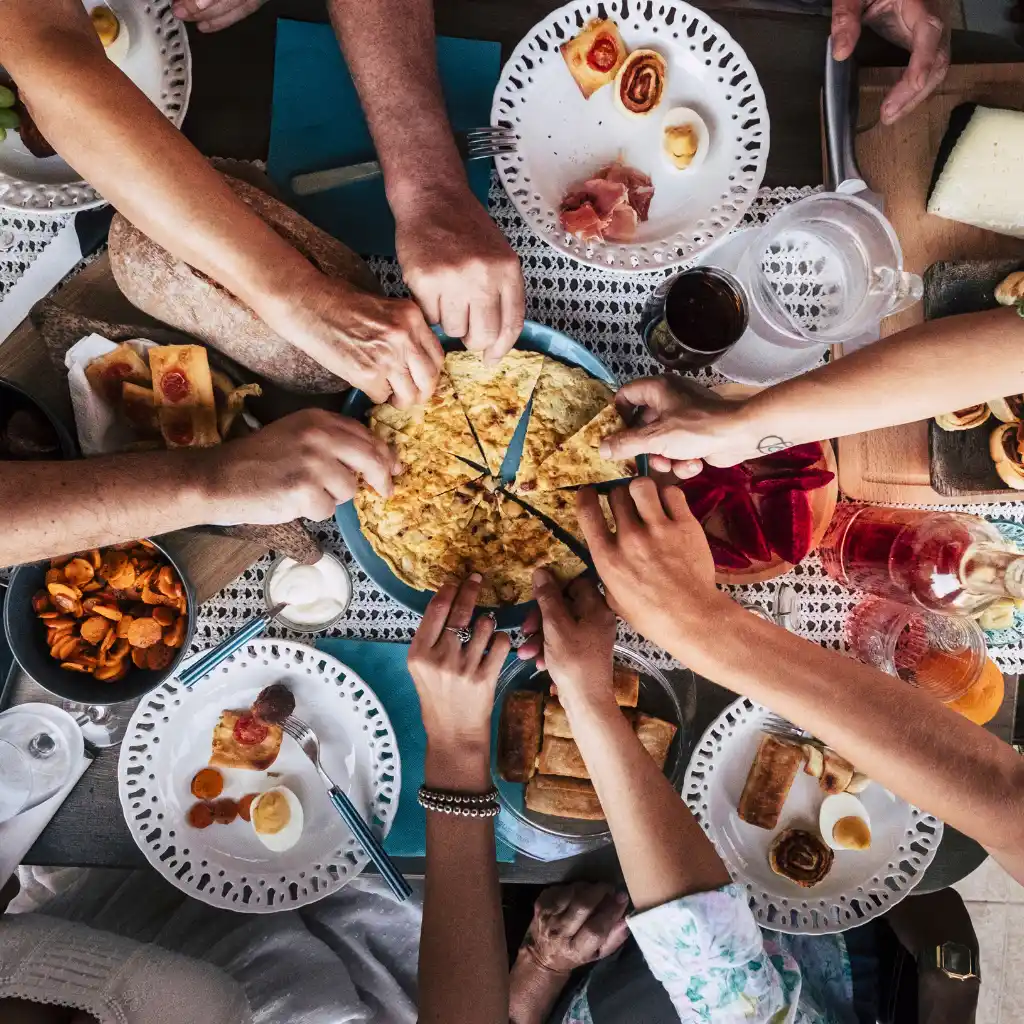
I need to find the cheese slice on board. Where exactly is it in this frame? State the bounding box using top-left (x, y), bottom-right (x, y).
top-left (516, 359), bottom-right (612, 491)
top-left (369, 370), bottom-right (484, 466)
top-left (446, 349), bottom-right (544, 474)
top-left (528, 404), bottom-right (637, 491)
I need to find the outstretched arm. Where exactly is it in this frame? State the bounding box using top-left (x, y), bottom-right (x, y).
top-left (2, 0), bottom-right (441, 406)
top-left (575, 479), bottom-right (1024, 884)
top-left (601, 307), bottom-right (1024, 474)
top-left (408, 577), bottom-right (511, 1024)
top-left (328, 0), bottom-right (524, 359)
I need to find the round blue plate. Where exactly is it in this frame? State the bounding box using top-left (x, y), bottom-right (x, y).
top-left (335, 320), bottom-right (636, 629)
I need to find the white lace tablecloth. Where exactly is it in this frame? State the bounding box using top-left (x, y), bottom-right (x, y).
top-left (4, 180), bottom-right (1024, 674)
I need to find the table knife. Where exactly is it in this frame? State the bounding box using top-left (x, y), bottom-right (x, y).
top-left (823, 37), bottom-right (883, 212)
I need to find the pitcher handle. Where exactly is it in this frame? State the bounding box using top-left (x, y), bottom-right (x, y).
top-left (885, 271), bottom-right (923, 316)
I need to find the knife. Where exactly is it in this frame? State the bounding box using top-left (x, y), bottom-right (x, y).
top-left (823, 37), bottom-right (884, 211)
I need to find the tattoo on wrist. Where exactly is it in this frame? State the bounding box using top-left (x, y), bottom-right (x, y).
top-left (756, 435), bottom-right (792, 455)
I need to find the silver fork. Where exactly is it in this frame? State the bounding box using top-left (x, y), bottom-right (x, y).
top-left (290, 126), bottom-right (518, 196)
top-left (281, 714), bottom-right (411, 902)
top-left (760, 712), bottom-right (809, 742)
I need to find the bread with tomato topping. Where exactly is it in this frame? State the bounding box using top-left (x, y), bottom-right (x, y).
top-left (148, 344), bottom-right (220, 449)
top-left (560, 19), bottom-right (627, 100)
top-left (210, 709), bottom-right (283, 771)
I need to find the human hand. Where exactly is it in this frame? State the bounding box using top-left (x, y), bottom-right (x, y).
top-left (203, 409), bottom-right (399, 524)
top-left (576, 479), bottom-right (725, 652)
top-left (599, 376), bottom-right (757, 478)
top-left (171, 0), bottom-right (265, 33)
top-left (520, 883), bottom-right (630, 975)
top-left (269, 275), bottom-right (444, 408)
top-left (408, 576), bottom-right (511, 755)
top-left (831, 0), bottom-right (949, 124)
top-left (394, 185), bottom-right (525, 362)
top-left (517, 572), bottom-right (617, 719)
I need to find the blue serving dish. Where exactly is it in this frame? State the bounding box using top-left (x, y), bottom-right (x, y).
top-left (336, 321), bottom-right (641, 629)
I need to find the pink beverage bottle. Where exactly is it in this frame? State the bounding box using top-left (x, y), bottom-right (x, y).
top-left (820, 504), bottom-right (1024, 615)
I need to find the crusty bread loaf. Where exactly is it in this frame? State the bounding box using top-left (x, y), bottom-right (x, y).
top-left (108, 174), bottom-right (381, 394)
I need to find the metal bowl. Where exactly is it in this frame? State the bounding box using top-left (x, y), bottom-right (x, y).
top-left (0, 377), bottom-right (77, 459)
top-left (4, 536), bottom-right (196, 705)
top-left (491, 644), bottom-right (688, 861)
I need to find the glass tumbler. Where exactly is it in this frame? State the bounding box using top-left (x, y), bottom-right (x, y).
top-left (846, 596), bottom-right (986, 703)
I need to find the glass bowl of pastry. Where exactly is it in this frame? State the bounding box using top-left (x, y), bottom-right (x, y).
top-left (492, 644), bottom-right (687, 860)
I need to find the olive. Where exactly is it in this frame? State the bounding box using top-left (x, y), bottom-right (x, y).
top-left (0, 109), bottom-right (19, 131)
top-left (0, 85), bottom-right (15, 109)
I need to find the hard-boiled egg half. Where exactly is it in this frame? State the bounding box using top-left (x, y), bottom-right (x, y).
top-left (250, 785), bottom-right (304, 852)
top-left (661, 106), bottom-right (709, 173)
top-left (91, 5), bottom-right (130, 66)
top-left (819, 793), bottom-right (871, 851)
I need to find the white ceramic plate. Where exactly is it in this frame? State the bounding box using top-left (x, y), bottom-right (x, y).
top-left (491, 0), bottom-right (768, 272)
top-left (117, 640), bottom-right (400, 914)
top-left (683, 697), bottom-right (943, 935)
top-left (0, 1), bottom-right (192, 214)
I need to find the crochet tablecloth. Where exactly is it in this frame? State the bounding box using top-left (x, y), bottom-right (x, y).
top-left (4, 180), bottom-right (1024, 674)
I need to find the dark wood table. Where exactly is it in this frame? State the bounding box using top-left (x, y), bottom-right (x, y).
top-left (8, 1), bottom-right (1023, 888)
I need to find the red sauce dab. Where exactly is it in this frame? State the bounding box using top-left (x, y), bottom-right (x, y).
top-left (165, 415), bottom-right (195, 447)
top-left (160, 369), bottom-right (191, 403)
top-left (233, 713), bottom-right (268, 746)
top-left (212, 797), bottom-right (239, 824)
top-left (586, 34), bottom-right (619, 72)
top-left (238, 793), bottom-right (258, 822)
top-left (188, 801), bottom-right (214, 829)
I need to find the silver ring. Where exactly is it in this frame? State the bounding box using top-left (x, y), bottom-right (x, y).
top-left (444, 626), bottom-right (473, 643)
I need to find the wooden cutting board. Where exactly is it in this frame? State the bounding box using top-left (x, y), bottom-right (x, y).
top-left (835, 63), bottom-right (1024, 504)
top-left (0, 254), bottom-right (265, 602)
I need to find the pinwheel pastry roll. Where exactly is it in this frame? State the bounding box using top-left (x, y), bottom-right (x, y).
top-left (988, 394), bottom-right (1024, 423)
top-left (768, 828), bottom-right (835, 888)
top-left (614, 49), bottom-right (667, 118)
top-left (989, 422), bottom-right (1024, 489)
top-left (934, 405), bottom-right (990, 431)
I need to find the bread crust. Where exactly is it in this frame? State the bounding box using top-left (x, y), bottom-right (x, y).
top-left (109, 174), bottom-right (380, 393)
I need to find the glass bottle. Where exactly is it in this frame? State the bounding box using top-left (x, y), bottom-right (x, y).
top-left (819, 504), bottom-right (1024, 616)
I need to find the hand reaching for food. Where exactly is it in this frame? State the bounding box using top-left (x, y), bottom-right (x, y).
top-left (408, 576), bottom-right (511, 757)
top-left (268, 276), bottom-right (444, 408)
top-left (521, 572), bottom-right (618, 719)
top-left (394, 185), bottom-right (525, 363)
top-left (204, 409), bottom-right (400, 524)
top-left (599, 376), bottom-right (757, 476)
top-left (576, 480), bottom-right (724, 653)
top-left (831, 0), bottom-right (949, 124)
top-left (171, 0), bottom-right (266, 33)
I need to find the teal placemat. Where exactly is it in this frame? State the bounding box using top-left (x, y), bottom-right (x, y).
top-left (316, 637), bottom-right (517, 862)
top-left (268, 21), bottom-right (499, 257)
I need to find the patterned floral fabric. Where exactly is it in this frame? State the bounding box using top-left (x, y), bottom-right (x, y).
top-left (561, 883), bottom-right (856, 1024)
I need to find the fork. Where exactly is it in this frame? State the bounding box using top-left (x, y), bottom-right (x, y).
top-left (290, 126), bottom-right (518, 196)
top-left (760, 712), bottom-right (809, 742)
top-left (281, 714), bottom-right (412, 902)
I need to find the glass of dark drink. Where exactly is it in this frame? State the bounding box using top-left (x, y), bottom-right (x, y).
top-left (641, 267), bottom-right (749, 371)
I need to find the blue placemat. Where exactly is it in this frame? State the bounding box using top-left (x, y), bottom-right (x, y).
top-left (268, 21), bottom-right (499, 257)
top-left (316, 637), bottom-right (517, 862)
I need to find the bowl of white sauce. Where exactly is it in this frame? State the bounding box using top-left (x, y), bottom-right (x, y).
top-left (264, 552), bottom-right (352, 633)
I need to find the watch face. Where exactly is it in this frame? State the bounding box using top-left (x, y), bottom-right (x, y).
top-left (941, 943), bottom-right (974, 977)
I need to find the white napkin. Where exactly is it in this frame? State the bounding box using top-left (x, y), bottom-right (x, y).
top-left (64, 333), bottom-right (156, 456)
top-left (0, 751), bottom-right (92, 890)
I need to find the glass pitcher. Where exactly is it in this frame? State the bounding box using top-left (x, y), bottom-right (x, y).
top-left (737, 192), bottom-right (922, 350)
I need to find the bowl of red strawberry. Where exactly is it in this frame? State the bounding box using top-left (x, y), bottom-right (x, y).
top-left (682, 441), bottom-right (839, 582)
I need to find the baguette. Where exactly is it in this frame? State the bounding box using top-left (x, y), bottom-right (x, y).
top-left (498, 691), bottom-right (544, 782)
top-left (108, 174), bottom-right (381, 393)
top-left (737, 733), bottom-right (805, 830)
top-left (525, 774), bottom-right (604, 821)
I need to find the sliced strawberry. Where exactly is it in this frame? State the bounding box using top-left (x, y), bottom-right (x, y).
top-left (707, 535), bottom-right (751, 570)
top-left (688, 486), bottom-right (727, 522)
top-left (749, 469), bottom-right (835, 495)
top-left (759, 488), bottom-right (814, 564)
top-left (721, 491), bottom-right (772, 562)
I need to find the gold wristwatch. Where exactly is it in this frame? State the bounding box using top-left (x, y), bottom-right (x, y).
top-left (930, 941), bottom-right (979, 981)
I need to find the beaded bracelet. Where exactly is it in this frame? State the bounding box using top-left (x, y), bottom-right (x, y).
top-left (417, 785), bottom-right (500, 818)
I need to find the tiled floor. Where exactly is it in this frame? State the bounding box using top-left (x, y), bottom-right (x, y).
top-left (953, 858), bottom-right (1024, 1024)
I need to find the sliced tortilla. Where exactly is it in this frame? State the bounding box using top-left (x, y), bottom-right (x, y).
top-left (371, 422), bottom-right (481, 504)
top-left (519, 489), bottom-right (617, 542)
top-left (516, 361), bottom-right (612, 491)
top-left (446, 349), bottom-right (544, 474)
top-left (528, 404), bottom-right (638, 492)
top-left (498, 495), bottom-right (587, 587)
top-left (369, 370), bottom-right (484, 466)
top-left (354, 477), bottom-right (486, 591)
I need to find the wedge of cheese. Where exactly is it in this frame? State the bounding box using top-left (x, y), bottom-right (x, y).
top-left (928, 105), bottom-right (1024, 239)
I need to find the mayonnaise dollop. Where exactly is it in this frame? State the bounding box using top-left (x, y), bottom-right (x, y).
top-left (267, 553), bottom-right (352, 628)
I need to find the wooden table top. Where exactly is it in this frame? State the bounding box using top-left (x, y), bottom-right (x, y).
top-left (11, 1), bottom-right (1022, 884)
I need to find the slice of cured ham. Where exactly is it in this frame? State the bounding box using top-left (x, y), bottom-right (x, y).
top-left (558, 161), bottom-right (654, 243)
